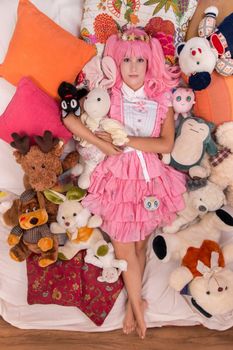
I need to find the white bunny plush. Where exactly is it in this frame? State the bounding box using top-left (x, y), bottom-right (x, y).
top-left (75, 56), bottom-right (129, 189)
top-left (44, 189), bottom-right (103, 260)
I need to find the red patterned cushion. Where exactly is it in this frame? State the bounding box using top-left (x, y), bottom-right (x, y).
top-left (26, 251), bottom-right (124, 326)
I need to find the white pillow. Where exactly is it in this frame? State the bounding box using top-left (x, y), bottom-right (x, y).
top-left (0, 0), bottom-right (84, 194)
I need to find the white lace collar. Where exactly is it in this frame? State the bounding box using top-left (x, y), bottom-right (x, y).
top-left (121, 83), bottom-right (146, 101)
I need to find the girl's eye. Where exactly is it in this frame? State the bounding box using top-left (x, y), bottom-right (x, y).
top-left (138, 58), bottom-right (145, 63)
top-left (123, 57), bottom-right (130, 63)
top-left (176, 96), bottom-right (181, 102)
top-left (186, 96), bottom-right (192, 102)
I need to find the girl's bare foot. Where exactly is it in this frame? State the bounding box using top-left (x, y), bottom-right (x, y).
top-left (123, 301), bottom-right (136, 335)
top-left (135, 299), bottom-right (148, 339)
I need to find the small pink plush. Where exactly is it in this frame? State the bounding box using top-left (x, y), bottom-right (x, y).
top-left (172, 87), bottom-right (195, 120)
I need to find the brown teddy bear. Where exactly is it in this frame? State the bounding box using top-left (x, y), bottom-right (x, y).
top-left (6, 189), bottom-right (59, 267)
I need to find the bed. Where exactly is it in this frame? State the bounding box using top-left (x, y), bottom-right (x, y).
top-left (1, 0), bottom-right (233, 332)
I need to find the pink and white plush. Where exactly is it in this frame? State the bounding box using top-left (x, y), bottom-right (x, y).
top-left (172, 87), bottom-right (195, 120)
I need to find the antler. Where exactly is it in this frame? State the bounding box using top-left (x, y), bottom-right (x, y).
top-left (10, 133), bottom-right (30, 155)
top-left (34, 130), bottom-right (59, 153)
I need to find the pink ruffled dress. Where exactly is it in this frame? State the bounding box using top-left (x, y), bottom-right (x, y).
top-left (82, 84), bottom-right (186, 242)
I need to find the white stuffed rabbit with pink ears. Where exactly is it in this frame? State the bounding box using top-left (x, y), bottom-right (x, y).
top-left (75, 56), bottom-right (129, 189)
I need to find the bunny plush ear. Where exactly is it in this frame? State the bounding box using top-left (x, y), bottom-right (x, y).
top-left (99, 56), bottom-right (117, 89)
top-left (82, 56), bottom-right (104, 90)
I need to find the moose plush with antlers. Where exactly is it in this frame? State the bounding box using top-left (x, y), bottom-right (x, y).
top-left (10, 130), bottom-right (81, 192)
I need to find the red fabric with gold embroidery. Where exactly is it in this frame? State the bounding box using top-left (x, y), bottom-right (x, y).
top-left (26, 251), bottom-right (124, 326)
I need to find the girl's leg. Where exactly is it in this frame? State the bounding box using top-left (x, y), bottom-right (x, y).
top-left (112, 239), bottom-right (148, 339)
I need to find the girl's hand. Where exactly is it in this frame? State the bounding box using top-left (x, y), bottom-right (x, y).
top-left (95, 131), bottom-right (113, 143)
top-left (97, 139), bottom-right (122, 156)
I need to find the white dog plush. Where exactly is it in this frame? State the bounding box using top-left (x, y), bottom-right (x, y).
top-left (163, 180), bottom-right (226, 234)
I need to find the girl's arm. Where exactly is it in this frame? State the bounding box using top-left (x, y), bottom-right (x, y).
top-left (63, 114), bottom-right (122, 156)
top-left (96, 107), bottom-right (175, 154)
top-left (127, 107), bottom-right (175, 153)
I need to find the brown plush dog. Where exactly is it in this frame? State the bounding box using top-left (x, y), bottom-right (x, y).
top-left (7, 189), bottom-right (58, 267)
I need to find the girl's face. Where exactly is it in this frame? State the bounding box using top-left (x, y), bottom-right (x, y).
top-left (120, 56), bottom-right (147, 91)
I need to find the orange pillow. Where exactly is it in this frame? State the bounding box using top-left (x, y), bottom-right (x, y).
top-left (0, 0), bottom-right (96, 98)
top-left (193, 72), bottom-right (233, 126)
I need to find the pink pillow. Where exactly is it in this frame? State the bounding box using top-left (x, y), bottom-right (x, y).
top-left (0, 77), bottom-right (72, 143)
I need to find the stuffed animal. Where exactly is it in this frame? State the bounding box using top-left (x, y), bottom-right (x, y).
top-left (57, 82), bottom-right (88, 119)
top-left (6, 189), bottom-right (58, 267)
top-left (10, 130), bottom-right (82, 192)
top-left (45, 188), bottom-right (103, 260)
top-left (163, 180), bottom-right (226, 234)
top-left (198, 121), bottom-right (233, 206)
top-left (172, 87), bottom-right (195, 121)
top-left (84, 239), bottom-right (127, 283)
top-left (75, 56), bottom-right (129, 189)
top-left (162, 116), bottom-right (217, 177)
top-left (177, 239), bottom-right (233, 317)
top-left (0, 189), bottom-right (18, 227)
top-left (153, 205), bottom-right (233, 265)
top-left (177, 7), bottom-right (233, 90)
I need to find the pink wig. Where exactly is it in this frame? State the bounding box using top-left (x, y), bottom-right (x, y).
top-left (104, 27), bottom-right (180, 100)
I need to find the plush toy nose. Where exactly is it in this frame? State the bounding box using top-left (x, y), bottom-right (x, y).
top-left (30, 217), bottom-right (38, 225)
top-left (191, 50), bottom-right (196, 56)
top-left (65, 222), bottom-right (70, 227)
top-left (218, 287), bottom-right (223, 292)
top-left (198, 205), bottom-right (207, 212)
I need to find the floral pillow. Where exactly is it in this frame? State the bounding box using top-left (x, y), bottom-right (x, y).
top-left (80, 0), bottom-right (198, 62)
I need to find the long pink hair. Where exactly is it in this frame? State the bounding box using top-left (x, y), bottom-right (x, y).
top-left (104, 27), bottom-right (180, 100)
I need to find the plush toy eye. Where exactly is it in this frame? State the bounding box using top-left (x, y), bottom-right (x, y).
top-left (186, 96), bottom-right (192, 102)
top-left (70, 99), bottom-right (78, 108)
top-left (41, 164), bottom-right (46, 169)
top-left (225, 286), bottom-right (228, 290)
top-left (97, 98), bottom-right (101, 102)
top-left (25, 208), bottom-right (30, 213)
top-left (61, 100), bottom-right (68, 109)
top-left (73, 213), bottom-right (77, 217)
top-left (206, 291), bottom-right (210, 295)
top-left (62, 216), bottom-right (65, 220)
top-left (32, 206), bottom-right (38, 211)
top-left (176, 96), bottom-right (181, 102)
top-left (146, 202), bottom-right (151, 208)
top-left (31, 166), bottom-right (35, 170)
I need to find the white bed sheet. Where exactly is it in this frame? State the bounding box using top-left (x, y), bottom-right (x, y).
top-left (1, 219), bottom-right (233, 332)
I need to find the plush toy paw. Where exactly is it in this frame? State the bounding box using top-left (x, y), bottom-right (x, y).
top-left (169, 266), bottom-right (193, 291)
top-left (38, 257), bottom-right (56, 268)
top-left (78, 174), bottom-right (91, 190)
top-left (38, 237), bottom-right (54, 252)
top-left (9, 250), bottom-right (21, 262)
top-left (7, 234), bottom-right (20, 246)
top-left (189, 165), bottom-right (209, 179)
